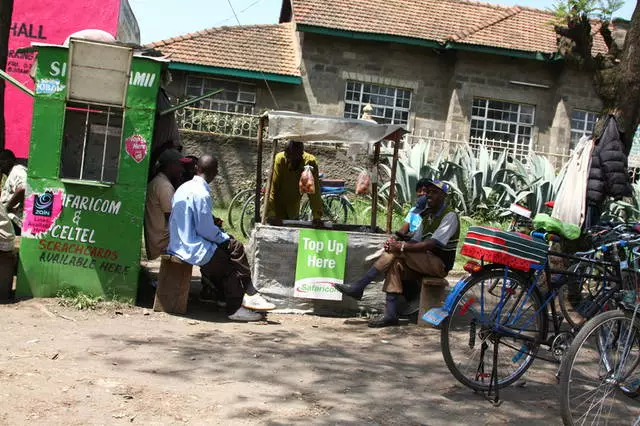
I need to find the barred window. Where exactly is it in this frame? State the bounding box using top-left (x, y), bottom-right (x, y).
top-left (570, 110), bottom-right (598, 150)
top-left (470, 98), bottom-right (535, 161)
top-left (60, 103), bottom-right (123, 183)
top-left (343, 81), bottom-right (411, 125)
top-left (185, 75), bottom-right (256, 114)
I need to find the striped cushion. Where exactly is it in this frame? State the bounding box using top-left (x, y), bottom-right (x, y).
top-left (461, 226), bottom-right (549, 272)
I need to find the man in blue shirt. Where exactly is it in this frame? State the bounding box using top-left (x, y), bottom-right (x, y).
top-left (167, 155), bottom-right (274, 321)
top-left (395, 178), bottom-right (430, 240)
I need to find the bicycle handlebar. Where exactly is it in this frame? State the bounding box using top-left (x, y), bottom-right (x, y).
top-left (531, 231), bottom-right (560, 243)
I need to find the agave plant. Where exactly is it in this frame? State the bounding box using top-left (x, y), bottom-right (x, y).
top-left (378, 138), bottom-right (570, 220)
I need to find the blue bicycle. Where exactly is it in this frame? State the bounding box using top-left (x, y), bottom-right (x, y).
top-left (429, 229), bottom-right (640, 404)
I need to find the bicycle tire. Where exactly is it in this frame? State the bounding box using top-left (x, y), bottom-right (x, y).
top-left (227, 188), bottom-right (255, 230)
top-left (300, 194), bottom-right (350, 224)
top-left (560, 309), bottom-right (640, 425)
top-left (240, 193), bottom-right (258, 239)
top-left (558, 262), bottom-right (611, 329)
top-left (441, 267), bottom-right (547, 391)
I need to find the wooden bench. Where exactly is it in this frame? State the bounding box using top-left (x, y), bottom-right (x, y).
top-left (153, 254), bottom-right (193, 314)
top-left (417, 277), bottom-right (449, 327)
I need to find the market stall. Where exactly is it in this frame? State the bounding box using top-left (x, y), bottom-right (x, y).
top-left (248, 111), bottom-right (407, 313)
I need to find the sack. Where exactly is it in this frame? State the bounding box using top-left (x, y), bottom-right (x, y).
top-left (299, 165), bottom-right (316, 194)
top-left (355, 170), bottom-right (371, 195)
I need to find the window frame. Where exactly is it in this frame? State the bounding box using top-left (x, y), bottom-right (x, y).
top-left (342, 81), bottom-right (412, 126)
top-left (59, 102), bottom-right (125, 185)
top-left (184, 75), bottom-right (256, 114)
top-left (469, 97), bottom-right (536, 161)
top-left (570, 109), bottom-right (598, 150)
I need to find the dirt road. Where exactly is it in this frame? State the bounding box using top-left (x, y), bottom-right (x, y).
top-left (0, 299), bottom-right (563, 425)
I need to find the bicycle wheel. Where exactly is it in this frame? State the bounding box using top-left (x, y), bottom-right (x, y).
top-left (240, 194), bottom-right (258, 239)
top-left (227, 188), bottom-right (255, 230)
top-left (300, 194), bottom-right (349, 223)
top-left (441, 267), bottom-right (547, 391)
top-left (560, 309), bottom-right (640, 425)
top-left (558, 262), bottom-right (610, 329)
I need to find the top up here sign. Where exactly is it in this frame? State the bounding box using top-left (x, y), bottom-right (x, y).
top-left (294, 229), bottom-right (348, 301)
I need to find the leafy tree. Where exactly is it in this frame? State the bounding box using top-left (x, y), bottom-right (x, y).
top-left (552, 0), bottom-right (639, 143)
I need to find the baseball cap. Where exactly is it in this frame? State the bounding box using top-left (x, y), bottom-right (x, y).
top-left (427, 179), bottom-right (450, 194)
top-left (158, 149), bottom-right (190, 166)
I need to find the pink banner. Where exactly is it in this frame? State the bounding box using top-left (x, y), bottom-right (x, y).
top-left (22, 190), bottom-right (64, 236)
top-left (6, 0), bottom-right (121, 158)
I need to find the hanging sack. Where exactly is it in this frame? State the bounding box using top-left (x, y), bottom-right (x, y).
top-left (299, 165), bottom-right (316, 194)
top-left (355, 169), bottom-right (371, 195)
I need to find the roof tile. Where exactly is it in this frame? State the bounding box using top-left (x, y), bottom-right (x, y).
top-left (148, 23), bottom-right (300, 77)
top-left (290, 0), bottom-right (610, 55)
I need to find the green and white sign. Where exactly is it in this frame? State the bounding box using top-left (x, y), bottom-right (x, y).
top-left (294, 229), bottom-right (348, 301)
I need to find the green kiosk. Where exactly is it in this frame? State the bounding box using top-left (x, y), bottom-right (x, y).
top-left (13, 39), bottom-right (165, 300)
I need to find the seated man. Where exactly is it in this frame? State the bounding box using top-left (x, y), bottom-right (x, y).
top-left (0, 149), bottom-right (27, 235)
top-left (266, 140), bottom-right (324, 227)
top-left (167, 155), bottom-right (274, 321)
top-left (395, 178), bottom-right (430, 241)
top-left (144, 149), bottom-right (189, 262)
top-left (0, 201), bottom-right (16, 300)
top-left (334, 180), bottom-right (459, 327)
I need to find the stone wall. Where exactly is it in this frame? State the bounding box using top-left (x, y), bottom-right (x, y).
top-left (180, 131), bottom-right (362, 205)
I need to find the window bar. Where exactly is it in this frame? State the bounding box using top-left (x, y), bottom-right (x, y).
top-left (79, 103), bottom-right (91, 180)
top-left (100, 107), bottom-right (111, 182)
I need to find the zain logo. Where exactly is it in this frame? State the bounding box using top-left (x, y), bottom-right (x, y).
top-left (33, 191), bottom-right (54, 217)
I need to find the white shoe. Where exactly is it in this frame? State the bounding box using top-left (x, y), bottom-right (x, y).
top-left (228, 306), bottom-right (263, 322)
top-left (242, 293), bottom-right (276, 311)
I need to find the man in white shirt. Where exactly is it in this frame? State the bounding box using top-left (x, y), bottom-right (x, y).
top-left (0, 202), bottom-right (16, 299)
top-left (0, 149), bottom-right (27, 234)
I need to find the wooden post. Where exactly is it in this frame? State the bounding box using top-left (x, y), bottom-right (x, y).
top-left (261, 139), bottom-right (279, 224)
top-left (254, 116), bottom-right (266, 225)
top-left (370, 142), bottom-right (381, 232)
top-left (386, 139), bottom-right (400, 233)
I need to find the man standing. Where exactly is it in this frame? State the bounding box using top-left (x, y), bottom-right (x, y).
top-left (334, 180), bottom-right (459, 327)
top-left (0, 149), bottom-right (26, 235)
top-left (144, 149), bottom-right (189, 261)
top-left (167, 155), bottom-right (274, 321)
top-left (0, 201), bottom-right (16, 300)
top-left (266, 140), bottom-right (324, 226)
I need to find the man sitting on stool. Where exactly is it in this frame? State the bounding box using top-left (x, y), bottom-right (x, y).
top-left (167, 155), bottom-right (275, 321)
top-left (333, 180), bottom-right (459, 327)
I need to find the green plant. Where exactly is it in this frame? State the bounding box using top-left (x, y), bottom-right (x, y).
top-left (57, 287), bottom-right (102, 310)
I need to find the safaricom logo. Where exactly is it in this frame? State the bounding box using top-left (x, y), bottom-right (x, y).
top-left (297, 283), bottom-right (336, 293)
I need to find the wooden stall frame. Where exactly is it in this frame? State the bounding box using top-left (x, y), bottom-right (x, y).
top-left (254, 114), bottom-right (403, 234)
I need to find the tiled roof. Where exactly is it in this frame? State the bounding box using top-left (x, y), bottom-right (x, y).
top-left (289, 0), bottom-right (609, 55)
top-left (148, 23), bottom-right (300, 76)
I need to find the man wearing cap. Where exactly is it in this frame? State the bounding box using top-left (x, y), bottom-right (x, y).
top-left (144, 149), bottom-right (189, 261)
top-left (334, 179), bottom-right (459, 327)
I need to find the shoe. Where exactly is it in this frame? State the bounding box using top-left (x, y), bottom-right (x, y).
top-left (228, 306), bottom-right (264, 322)
top-left (368, 315), bottom-right (400, 328)
top-left (242, 293), bottom-right (276, 311)
top-left (332, 283), bottom-right (364, 301)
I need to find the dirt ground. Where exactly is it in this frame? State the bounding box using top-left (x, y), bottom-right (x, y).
top-left (0, 295), bottom-right (569, 426)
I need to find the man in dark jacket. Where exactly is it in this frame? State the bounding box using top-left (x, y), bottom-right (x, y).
top-left (585, 115), bottom-right (632, 228)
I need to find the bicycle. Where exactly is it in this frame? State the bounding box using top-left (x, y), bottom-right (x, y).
top-left (430, 228), bottom-right (640, 404)
top-left (559, 307), bottom-right (640, 425)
